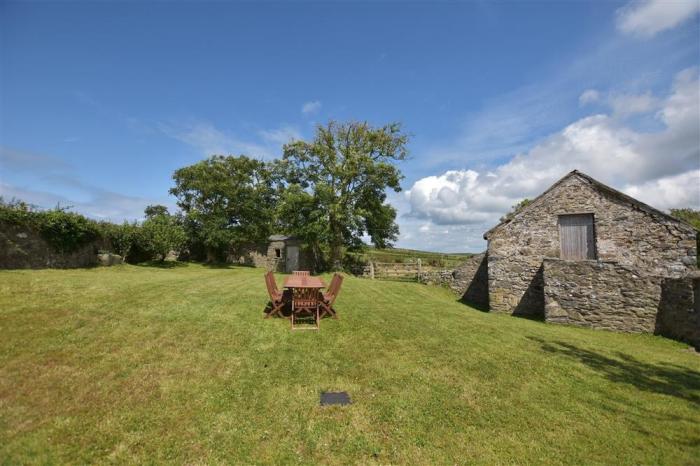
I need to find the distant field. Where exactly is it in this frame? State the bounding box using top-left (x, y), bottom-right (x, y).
top-left (1, 264), bottom-right (698, 464)
top-left (350, 247), bottom-right (473, 267)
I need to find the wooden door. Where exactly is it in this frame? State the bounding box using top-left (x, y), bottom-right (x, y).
top-left (558, 214), bottom-right (596, 260)
top-left (286, 245), bottom-right (300, 272)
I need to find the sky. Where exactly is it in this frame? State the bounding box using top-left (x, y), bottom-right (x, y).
top-left (1, 0), bottom-right (699, 253)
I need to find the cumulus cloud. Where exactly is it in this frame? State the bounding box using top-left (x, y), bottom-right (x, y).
top-left (406, 68), bottom-right (700, 238)
top-left (616, 0), bottom-right (700, 37)
top-left (301, 100), bottom-right (322, 116)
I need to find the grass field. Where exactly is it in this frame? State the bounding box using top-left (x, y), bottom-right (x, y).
top-left (348, 247), bottom-right (472, 267)
top-left (1, 264), bottom-right (699, 464)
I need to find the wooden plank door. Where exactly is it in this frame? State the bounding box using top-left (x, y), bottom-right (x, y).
top-left (558, 214), bottom-right (596, 260)
top-left (286, 245), bottom-right (299, 272)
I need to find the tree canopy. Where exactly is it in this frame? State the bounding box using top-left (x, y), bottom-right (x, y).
top-left (170, 155), bottom-right (277, 261)
top-left (276, 120), bottom-right (409, 268)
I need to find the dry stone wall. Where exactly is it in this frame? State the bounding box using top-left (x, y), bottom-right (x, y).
top-left (544, 259), bottom-right (700, 347)
top-left (487, 173), bottom-right (697, 317)
top-left (543, 259), bottom-right (662, 332)
top-left (0, 223), bottom-right (104, 269)
top-left (656, 272), bottom-right (700, 350)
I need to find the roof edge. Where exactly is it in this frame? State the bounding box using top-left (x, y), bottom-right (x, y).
top-left (483, 170), bottom-right (698, 240)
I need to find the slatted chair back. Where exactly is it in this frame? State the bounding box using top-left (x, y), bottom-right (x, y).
top-left (265, 272), bottom-right (280, 299)
top-left (293, 287), bottom-right (318, 310)
top-left (293, 270), bottom-right (310, 276)
top-left (326, 273), bottom-right (344, 305)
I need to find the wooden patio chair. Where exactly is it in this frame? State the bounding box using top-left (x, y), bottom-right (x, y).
top-left (293, 271), bottom-right (310, 276)
top-left (291, 287), bottom-right (319, 330)
top-left (264, 272), bottom-right (285, 319)
top-left (320, 273), bottom-right (343, 319)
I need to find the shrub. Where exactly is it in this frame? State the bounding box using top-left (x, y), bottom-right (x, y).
top-left (140, 214), bottom-right (186, 261)
top-left (0, 199), bottom-right (100, 253)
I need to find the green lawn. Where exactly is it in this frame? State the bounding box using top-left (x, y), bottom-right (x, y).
top-left (1, 264), bottom-right (698, 465)
top-left (348, 247), bottom-right (472, 267)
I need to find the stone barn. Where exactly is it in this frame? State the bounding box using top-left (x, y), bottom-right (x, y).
top-left (478, 170), bottom-right (698, 344)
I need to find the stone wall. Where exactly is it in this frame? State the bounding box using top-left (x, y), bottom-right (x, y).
top-left (0, 222), bottom-right (105, 269)
top-left (543, 259), bottom-right (662, 332)
top-left (451, 253), bottom-right (489, 309)
top-left (227, 243), bottom-right (269, 268)
top-left (656, 272), bottom-right (700, 350)
top-left (543, 259), bottom-right (700, 347)
top-left (487, 173), bottom-right (697, 317)
top-left (418, 253), bottom-right (489, 309)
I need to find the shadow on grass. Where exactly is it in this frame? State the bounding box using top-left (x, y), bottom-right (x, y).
top-left (134, 261), bottom-right (188, 269)
top-left (529, 337), bottom-right (700, 404)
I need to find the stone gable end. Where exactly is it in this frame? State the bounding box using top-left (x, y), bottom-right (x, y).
top-left (486, 173), bottom-right (697, 317)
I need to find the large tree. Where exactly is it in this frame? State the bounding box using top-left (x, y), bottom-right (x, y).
top-left (277, 120), bottom-right (409, 268)
top-left (170, 155), bottom-right (277, 261)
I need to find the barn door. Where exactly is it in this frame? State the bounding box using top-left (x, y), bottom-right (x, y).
top-left (558, 214), bottom-right (596, 260)
top-left (286, 245), bottom-right (300, 272)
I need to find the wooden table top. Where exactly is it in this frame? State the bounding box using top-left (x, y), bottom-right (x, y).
top-left (283, 275), bottom-right (326, 289)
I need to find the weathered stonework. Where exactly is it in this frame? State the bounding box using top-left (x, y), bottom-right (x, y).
top-left (451, 253), bottom-right (489, 309)
top-left (543, 259), bottom-right (663, 332)
top-left (227, 235), bottom-right (314, 272)
top-left (485, 171), bottom-right (697, 317)
top-left (656, 272), bottom-right (700, 350)
top-left (0, 222), bottom-right (106, 269)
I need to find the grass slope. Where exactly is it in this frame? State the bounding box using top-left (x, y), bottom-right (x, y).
top-left (1, 264), bottom-right (698, 464)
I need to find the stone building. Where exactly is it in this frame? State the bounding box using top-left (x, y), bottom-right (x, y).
top-left (457, 170), bottom-right (699, 346)
top-left (228, 235), bottom-right (314, 273)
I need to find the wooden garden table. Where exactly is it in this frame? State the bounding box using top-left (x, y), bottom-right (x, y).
top-left (283, 275), bottom-right (326, 290)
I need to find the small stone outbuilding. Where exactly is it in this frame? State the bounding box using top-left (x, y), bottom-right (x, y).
top-left (228, 235), bottom-right (313, 273)
top-left (463, 170), bottom-right (699, 346)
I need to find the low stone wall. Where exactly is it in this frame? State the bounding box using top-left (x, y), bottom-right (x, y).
top-left (0, 223), bottom-right (105, 269)
top-left (543, 259), bottom-right (662, 332)
top-left (419, 253), bottom-right (489, 309)
top-left (656, 272), bottom-right (700, 350)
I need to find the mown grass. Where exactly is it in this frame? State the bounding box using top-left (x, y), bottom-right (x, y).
top-left (1, 263), bottom-right (698, 464)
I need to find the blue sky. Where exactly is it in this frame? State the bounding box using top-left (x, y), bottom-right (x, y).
top-left (1, 0), bottom-right (699, 252)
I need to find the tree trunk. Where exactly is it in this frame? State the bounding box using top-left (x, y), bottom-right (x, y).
top-left (329, 215), bottom-right (343, 271)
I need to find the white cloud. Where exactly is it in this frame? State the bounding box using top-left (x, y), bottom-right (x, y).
top-left (579, 89), bottom-right (600, 106)
top-left (616, 0), bottom-right (700, 37)
top-left (301, 100), bottom-right (322, 116)
top-left (609, 91), bottom-right (660, 116)
top-left (159, 121), bottom-right (274, 158)
top-left (159, 121), bottom-right (305, 159)
top-left (404, 68), bottom-right (700, 250)
top-left (258, 125), bottom-right (301, 146)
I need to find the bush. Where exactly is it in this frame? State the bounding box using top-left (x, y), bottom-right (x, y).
top-left (140, 215), bottom-right (186, 261)
top-left (101, 221), bottom-right (140, 261)
top-left (1, 199), bottom-right (100, 253)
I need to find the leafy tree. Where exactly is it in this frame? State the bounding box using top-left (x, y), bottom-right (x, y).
top-left (103, 221), bottom-right (140, 261)
top-left (277, 120), bottom-right (409, 268)
top-left (500, 198), bottom-right (533, 223)
top-left (670, 208), bottom-right (700, 230)
top-left (144, 204), bottom-right (169, 219)
top-left (140, 213), bottom-right (186, 261)
top-left (170, 155), bottom-right (277, 261)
